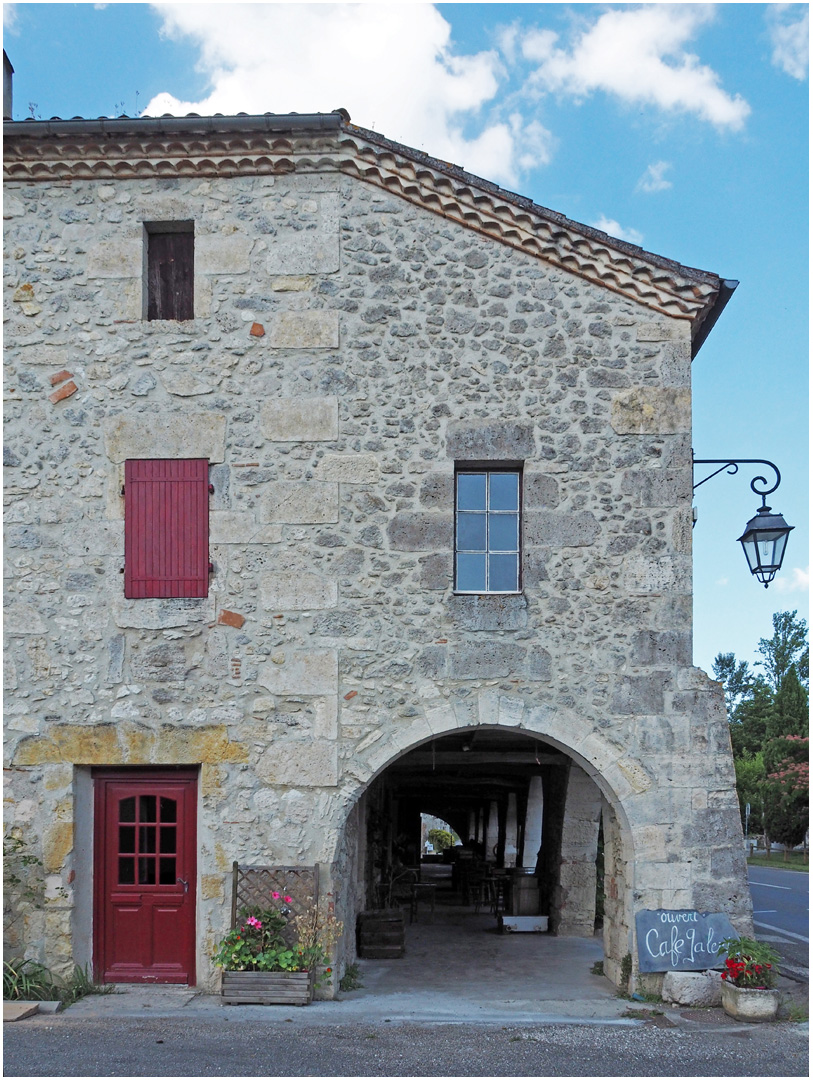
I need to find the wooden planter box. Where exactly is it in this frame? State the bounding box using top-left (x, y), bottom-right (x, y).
top-left (221, 969), bottom-right (314, 1006)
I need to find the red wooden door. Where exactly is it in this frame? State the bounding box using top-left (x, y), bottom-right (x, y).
top-left (94, 772), bottom-right (197, 984)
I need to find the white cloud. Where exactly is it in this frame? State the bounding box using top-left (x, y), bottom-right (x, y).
top-left (591, 216), bottom-right (644, 246)
top-left (3, 4), bottom-right (18, 31)
top-left (145, 3), bottom-right (553, 187)
top-left (521, 5), bottom-right (750, 130)
top-left (774, 566), bottom-right (810, 594)
top-left (767, 4), bottom-right (809, 81)
top-left (636, 160), bottom-right (672, 194)
top-left (715, 577), bottom-right (729, 587)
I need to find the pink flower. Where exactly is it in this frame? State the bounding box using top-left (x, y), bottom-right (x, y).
top-left (284, 896), bottom-right (293, 904)
top-left (245, 916), bottom-right (262, 929)
top-left (272, 892), bottom-right (280, 900)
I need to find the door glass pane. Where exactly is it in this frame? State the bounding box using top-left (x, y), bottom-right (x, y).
top-left (160, 797), bottom-right (177, 823)
top-left (138, 857), bottom-right (156, 885)
top-left (119, 797), bottom-right (136, 823)
top-left (457, 473), bottom-right (486, 510)
top-left (139, 795), bottom-right (156, 822)
top-left (457, 553), bottom-right (486, 592)
top-left (119, 826), bottom-right (136, 854)
top-left (118, 857), bottom-right (135, 885)
top-left (159, 857), bottom-right (176, 886)
top-left (489, 472), bottom-right (519, 511)
top-left (489, 514), bottom-right (518, 551)
top-left (159, 826), bottom-right (177, 854)
top-left (139, 826), bottom-right (156, 854)
top-left (489, 553), bottom-right (519, 591)
top-left (457, 513), bottom-right (487, 550)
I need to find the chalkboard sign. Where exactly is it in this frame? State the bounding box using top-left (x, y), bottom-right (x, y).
top-left (635, 909), bottom-right (737, 973)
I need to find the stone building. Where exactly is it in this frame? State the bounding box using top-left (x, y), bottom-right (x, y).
top-left (3, 98), bottom-right (752, 993)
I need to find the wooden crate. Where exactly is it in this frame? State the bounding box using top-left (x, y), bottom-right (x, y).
top-left (221, 970), bottom-right (313, 1006)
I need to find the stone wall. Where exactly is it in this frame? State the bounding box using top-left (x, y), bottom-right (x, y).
top-left (3, 165), bottom-right (750, 987)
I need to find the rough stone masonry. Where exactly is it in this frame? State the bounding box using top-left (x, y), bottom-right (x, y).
top-left (2, 111), bottom-right (752, 993)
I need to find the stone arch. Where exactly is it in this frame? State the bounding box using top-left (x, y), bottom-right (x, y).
top-left (330, 689), bottom-right (641, 987)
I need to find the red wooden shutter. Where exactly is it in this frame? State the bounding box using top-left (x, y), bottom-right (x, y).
top-left (124, 459), bottom-right (209, 599)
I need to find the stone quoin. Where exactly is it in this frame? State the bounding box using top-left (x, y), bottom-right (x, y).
top-left (3, 84), bottom-right (752, 996)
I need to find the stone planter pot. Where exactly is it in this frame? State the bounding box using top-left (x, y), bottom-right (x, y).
top-left (720, 979), bottom-right (780, 1023)
top-left (221, 969), bottom-right (314, 1006)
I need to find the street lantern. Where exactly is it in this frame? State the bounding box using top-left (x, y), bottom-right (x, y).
top-left (737, 503), bottom-right (794, 588)
top-left (692, 457), bottom-right (794, 589)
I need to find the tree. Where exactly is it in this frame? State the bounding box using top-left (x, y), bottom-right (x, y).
top-left (733, 752), bottom-right (764, 835)
top-left (762, 735), bottom-right (809, 850)
top-left (728, 677), bottom-right (774, 759)
top-left (757, 610), bottom-right (809, 691)
top-left (712, 652), bottom-right (753, 720)
top-left (427, 828), bottom-right (456, 851)
top-left (767, 664), bottom-right (809, 741)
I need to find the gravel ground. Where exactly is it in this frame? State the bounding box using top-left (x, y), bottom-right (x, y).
top-left (4, 1015), bottom-right (809, 1077)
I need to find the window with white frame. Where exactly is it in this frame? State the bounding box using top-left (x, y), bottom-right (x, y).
top-left (454, 469), bottom-right (521, 593)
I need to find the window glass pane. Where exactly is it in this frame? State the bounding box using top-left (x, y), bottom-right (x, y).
top-left (489, 514), bottom-right (518, 552)
top-left (159, 827), bottom-right (177, 854)
top-left (139, 826), bottom-right (156, 854)
top-left (457, 474), bottom-right (486, 510)
top-left (139, 795), bottom-right (156, 822)
top-left (118, 857), bottom-right (135, 885)
top-left (159, 858), bottom-right (176, 886)
top-left (138, 858), bottom-right (156, 886)
top-left (119, 797), bottom-right (136, 823)
top-left (489, 554), bottom-right (519, 592)
top-left (457, 513), bottom-right (487, 551)
top-left (119, 826), bottom-right (136, 854)
top-left (160, 797), bottom-right (177, 823)
top-left (489, 472), bottom-right (519, 511)
top-left (456, 553), bottom-right (486, 592)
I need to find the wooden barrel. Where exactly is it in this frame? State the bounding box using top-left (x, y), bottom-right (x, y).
top-left (357, 909), bottom-right (405, 958)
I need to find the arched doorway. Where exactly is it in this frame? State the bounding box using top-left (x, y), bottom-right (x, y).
top-left (334, 719), bottom-right (635, 988)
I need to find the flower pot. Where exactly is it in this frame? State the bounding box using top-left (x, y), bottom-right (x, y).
top-left (720, 979), bottom-right (780, 1023)
top-left (220, 969), bottom-right (313, 1006)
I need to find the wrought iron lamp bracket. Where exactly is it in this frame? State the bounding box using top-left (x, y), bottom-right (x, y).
top-left (691, 456), bottom-right (781, 507)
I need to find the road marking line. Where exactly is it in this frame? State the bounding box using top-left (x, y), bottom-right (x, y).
top-left (753, 921), bottom-right (809, 944)
top-left (748, 881), bottom-right (791, 890)
top-left (752, 910), bottom-right (777, 914)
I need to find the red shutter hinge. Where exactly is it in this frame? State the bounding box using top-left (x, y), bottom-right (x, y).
top-left (208, 562), bottom-right (214, 574)
top-left (121, 485), bottom-right (125, 496)
top-left (208, 484), bottom-right (215, 494)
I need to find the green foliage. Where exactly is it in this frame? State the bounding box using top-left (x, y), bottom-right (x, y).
top-left (3, 830), bottom-right (44, 936)
top-left (3, 960), bottom-right (114, 1005)
top-left (718, 936), bottom-right (780, 989)
top-left (729, 677), bottom-right (774, 758)
top-left (427, 828), bottom-right (456, 851)
top-left (768, 665), bottom-right (809, 740)
top-left (212, 902), bottom-right (342, 986)
top-left (762, 735), bottom-right (809, 849)
top-left (734, 752), bottom-right (764, 833)
top-left (722, 613), bottom-right (809, 848)
top-left (338, 963), bottom-right (363, 992)
top-left (620, 952), bottom-right (632, 991)
top-left (757, 610), bottom-right (808, 691)
top-left (713, 652), bottom-right (754, 719)
top-left (590, 960), bottom-right (604, 976)
top-left (3, 959), bottom-right (60, 1001)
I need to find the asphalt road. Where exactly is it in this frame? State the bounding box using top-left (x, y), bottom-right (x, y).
top-left (748, 865), bottom-right (809, 974)
top-left (3, 1016), bottom-right (809, 1077)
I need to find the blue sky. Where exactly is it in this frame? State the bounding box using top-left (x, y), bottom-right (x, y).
top-left (4, 2), bottom-right (809, 675)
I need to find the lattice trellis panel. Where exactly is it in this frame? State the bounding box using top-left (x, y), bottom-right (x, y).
top-left (231, 863), bottom-right (319, 947)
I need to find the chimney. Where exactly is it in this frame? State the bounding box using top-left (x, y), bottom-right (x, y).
top-left (3, 50), bottom-right (13, 120)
